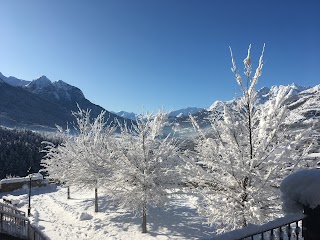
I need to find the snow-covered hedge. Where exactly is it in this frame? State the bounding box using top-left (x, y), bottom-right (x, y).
top-left (0, 173), bottom-right (45, 192)
top-left (280, 169), bottom-right (320, 213)
top-left (0, 173), bottom-right (43, 184)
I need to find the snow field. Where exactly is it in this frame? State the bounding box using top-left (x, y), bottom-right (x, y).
top-left (0, 185), bottom-right (215, 240)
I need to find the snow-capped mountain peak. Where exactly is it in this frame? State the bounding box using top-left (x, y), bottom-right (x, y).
top-left (268, 84), bottom-right (307, 97)
top-left (114, 107), bottom-right (204, 120)
top-left (53, 80), bottom-right (72, 89)
top-left (22, 75), bottom-right (85, 102)
top-left (257, 84), bottom-right (309, 104)
top-left (208, 100), bottom-right (225, 111)
top-left (0, 72), bottom-right (86, 103)
top-left (169, 107), bottom-right (203, 118)
top-left (301, 84), bottom-right (320, 94)
top-left (37, 75), bottom-right (51, 82)
top-left (114, 111), bottom-right (137, 120)
top-left (27, 75), bottom-right (52, 90)
top-left (0, 72), bottom-right (31, 87)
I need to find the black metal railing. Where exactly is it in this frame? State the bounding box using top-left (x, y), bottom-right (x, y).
top-left (213, 213), bottom-right (305, 240)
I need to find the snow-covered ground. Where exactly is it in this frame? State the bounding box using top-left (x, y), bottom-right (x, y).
top-left (0, 184), bottom-right (215, 240)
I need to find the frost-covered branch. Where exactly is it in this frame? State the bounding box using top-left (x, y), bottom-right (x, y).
top-left (110, 110), bottom-right (189, 233)
top-left (189, 45), bottom-right (313, 233)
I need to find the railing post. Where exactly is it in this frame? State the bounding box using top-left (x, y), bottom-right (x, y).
top-left (1, 212), bottom-right (3, 233)
top-left (303, 205), bottom-right (320, 240)
top-left (28, 221), bottom-right (31, 240)
top-left (28, 174), bottom-right (32, 216)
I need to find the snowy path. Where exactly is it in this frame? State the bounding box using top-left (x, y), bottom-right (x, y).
top-left (31, 193), bottom-right (93, 239)
top-left (0, 185), bottom-right (215, 240)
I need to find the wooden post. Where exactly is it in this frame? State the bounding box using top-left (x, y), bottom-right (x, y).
top-left (303, 205), bottom-right (320, 240)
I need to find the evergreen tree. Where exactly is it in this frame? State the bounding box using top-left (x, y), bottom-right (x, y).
top-left (0, 127), bottom-right (60, 179)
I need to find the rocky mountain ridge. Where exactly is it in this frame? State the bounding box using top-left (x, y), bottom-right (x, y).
top-left (113, 107), bottom-right (204, 121)
top-left (0, 72), bottom-right (318, 137)
top-left (171, 84), bottom-right (320, 138)
top-left (0, 72), bottom-right (130, 131)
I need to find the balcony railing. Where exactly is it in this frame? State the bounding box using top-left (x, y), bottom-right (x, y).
top-left (213, 213), bottom-right (305, 240)
top-left (0, 202), bottom-right (49, 240)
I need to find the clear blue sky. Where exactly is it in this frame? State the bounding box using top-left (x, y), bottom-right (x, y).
top-left (0, 0), bottom-right (319, 113)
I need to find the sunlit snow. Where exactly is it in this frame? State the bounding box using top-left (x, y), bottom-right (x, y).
top-left (281, 169), bottom-right (320, 213)
top-left (0, 185), bottom-right (215, 240)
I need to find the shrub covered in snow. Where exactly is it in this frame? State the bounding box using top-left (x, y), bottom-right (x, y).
top-left (280, 169), bottom-right (320, 213)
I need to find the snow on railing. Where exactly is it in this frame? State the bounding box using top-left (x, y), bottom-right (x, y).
top-left (28, 223), bottom-right (50, 240)
top-left (0, 202), bottom-right (25, 216)
top-left (0, 208), bottom-right (29, 239)
top-left (0, 202), bottom-right (50, 240)
top-left (213, 213), bottom-right (305, 240)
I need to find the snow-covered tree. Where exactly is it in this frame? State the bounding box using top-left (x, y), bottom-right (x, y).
top-left (42, 107), bottom-right (116, 211)
top-left (41, 127), bottom-right (78, 199)
top-left (70, 108), bottom-right (116, 211)
top-left (111, 110), bottom-right (185, 233)
top-left (189, 45), bottom-right (315, 233)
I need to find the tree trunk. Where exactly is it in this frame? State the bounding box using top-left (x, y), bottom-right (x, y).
top-left (247, 102), bottom-right (253, 162)
top-left (67, 186), bottom-right (70, 199)
top-left (142, 206), bottom-right (147, 233)
top-left (95, 186), bottom-right (98, 212)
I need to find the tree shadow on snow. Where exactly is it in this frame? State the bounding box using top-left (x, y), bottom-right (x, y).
top-left (65, 193), bottom-right (119, 213)
top-left (0, 184), bottom-right (58, 198)
top-left (109, 199), bottom-right (215, 239)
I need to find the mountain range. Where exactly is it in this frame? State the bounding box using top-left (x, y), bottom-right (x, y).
top-left (166, 83), bottom-right (320, 139)
top-left (113, 107), bottom-right (204, 121)
top-left (0, 72), bottom-right (130, 131)
top-left (0, 72), bottom-right (319, 138)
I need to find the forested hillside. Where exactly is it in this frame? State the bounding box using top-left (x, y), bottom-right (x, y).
top-left (0, 127), bottom-right (60, 179)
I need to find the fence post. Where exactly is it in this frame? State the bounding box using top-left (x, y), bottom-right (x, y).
top-left (303, 205), bottom-right (320, 240)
